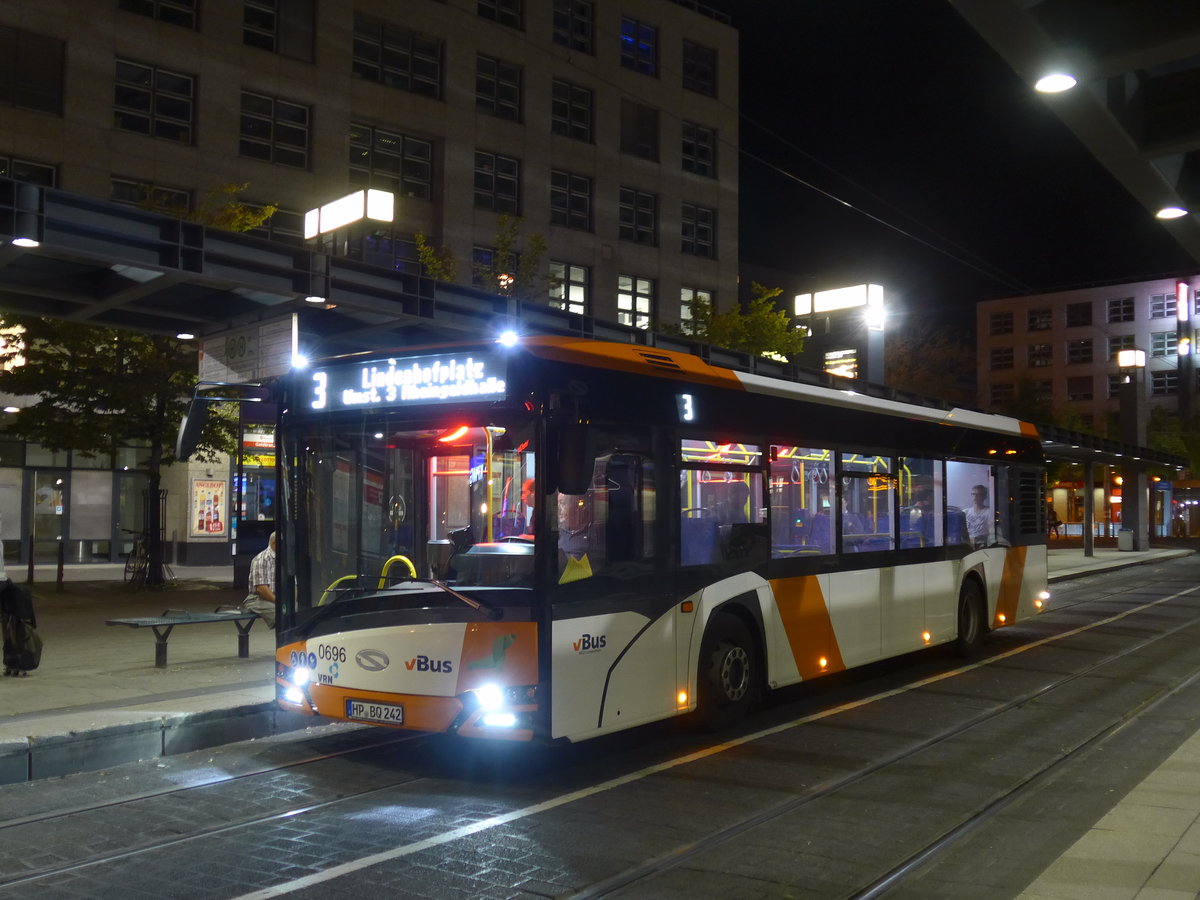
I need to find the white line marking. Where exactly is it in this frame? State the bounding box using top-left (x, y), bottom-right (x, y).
top-left (236, 584), bottom-right (1200, 898)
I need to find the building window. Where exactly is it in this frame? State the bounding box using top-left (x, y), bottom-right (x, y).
top-left (990, 383), bottom-right (1014, 406)
top-left (111, 177), bottom-right (190, 213)
top-left (618, 187), bottom-right (657, 245)
top-left (119, 0), bottom-right (197, 28)
top-left (1152, 370), bottom-right (1178, 396)
top-left (552, 0), bottom-right (593, 53)
top-left (680, 287), bottom-right (712, 334)
top-left (474, 151), bottom-right (520, 213)
top-left (551, 79), bottom-right (592, 142)
top-left (618, 274), bottom-right (654, 329)
top-left (348, 123), bottom-right (432, 200)
top-left (1028, 343), bottom-right (1052, 367)
top-left (550, 170), bottom-right (592, 231)
top-left (1066, 376), bottom-right (1093, 401)
top-left (239, 91), bottom-right (310, 168)
top-left (1065, 301), bottom-right (1092, 327)
top-left (114, 60), bottom-right (194, 143)
top-left (1108, 296), bottom-right (1135, 322)
top-left (681, 202), bottom-right (715, 258)
top-left (1027, 308), bottom-right (1051, 331)
top-left (682, 40), bottom-right (716, 95)
top-left (989, 311), bottom-right (1013, 335)
top-left (1066, 339), bottom-right (1093, 365)
top-left (1109, 334), bottom-right (1135, 360)
top-left (990, 347), bottom-right (1013, 370)
top-left (0, 25), bottom-right (65, 114)
top-left (476, 55), bottom-right (521, 121)
top-left (478, 0), bottom-right (522, 29)
top-left (1151, 330), bottom-right (1178, 357)
top-left (352, 15), bottom-right (442, 99)
top-left (243, 0), bottom-right (314, 62)
top-left (1150, 292), bottom-right (1177, 319)
top-left (620, 99), bottom-right (658, 161)
top-left (620, 17), bottom-right (657, 76)
top-left (0, 156), bottom-right (56, 186)
top-left (682, 121), bottom-right (716, 177)
top-left (1033, 380), bottom-right (1052, 401)
top-left (248, 205), bottom-right (305, 244)
top-left (1108, 374), bottom-right (1126, 399)
top-left (549, 261), bottom-right (588, 314)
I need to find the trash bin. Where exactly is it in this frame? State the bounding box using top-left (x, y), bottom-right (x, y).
top-left (1117, 528), bottom-right (1134, 551)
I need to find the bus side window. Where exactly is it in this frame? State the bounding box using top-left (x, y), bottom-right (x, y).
top-left (556, 451), bottom-right (654, 583)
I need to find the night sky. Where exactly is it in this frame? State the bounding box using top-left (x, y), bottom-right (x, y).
top-left (705, 0), bottom-right (1196, 332)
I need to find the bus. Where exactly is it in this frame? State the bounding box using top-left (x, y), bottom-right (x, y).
top-left (200, 334), bottom-right (1049, 743)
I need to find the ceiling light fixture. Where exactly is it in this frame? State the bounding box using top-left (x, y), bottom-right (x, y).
top-left (1035, 73), bottom-right (1077, 93)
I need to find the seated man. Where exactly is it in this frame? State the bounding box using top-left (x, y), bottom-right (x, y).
top-left (243, 532), bottom-right (276, 628)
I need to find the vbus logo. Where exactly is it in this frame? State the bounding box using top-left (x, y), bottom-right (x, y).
top-left (405, 655), bottom-right (454, 673)
top-left (573, 634), bottom-right (606, 653)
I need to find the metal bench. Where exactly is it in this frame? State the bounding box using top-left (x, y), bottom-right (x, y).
top-left (105, 607), bottom-right (260, 668)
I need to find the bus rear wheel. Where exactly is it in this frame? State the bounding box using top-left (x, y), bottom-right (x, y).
top-left (697, 614), bottom-right (757, 729)
top-left (955, 579), bottom-right (986, 656)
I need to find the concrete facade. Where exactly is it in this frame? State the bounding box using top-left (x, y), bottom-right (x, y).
top-left (0, 0), bottom-right (739, 329)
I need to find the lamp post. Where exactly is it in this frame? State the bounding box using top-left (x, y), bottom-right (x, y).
top-left (1117, 348), bottom-right (1148, 551)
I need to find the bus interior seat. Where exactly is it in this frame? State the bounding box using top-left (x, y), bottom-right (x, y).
top-left (681, 516), bottom-right (720, 566)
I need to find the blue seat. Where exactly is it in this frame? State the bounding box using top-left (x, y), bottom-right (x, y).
top-left (681, 517), bottom-right (720, 565)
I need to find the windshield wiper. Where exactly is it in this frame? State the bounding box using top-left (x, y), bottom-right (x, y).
top-left (428, 579), bottom-right (503, 619)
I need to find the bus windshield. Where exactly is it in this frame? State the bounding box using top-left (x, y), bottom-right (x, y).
top-left (281, 412), bottom-right (537, 632)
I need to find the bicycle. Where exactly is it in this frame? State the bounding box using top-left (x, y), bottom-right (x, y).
top-left (123, 530), bottom-right (148, 585)
top-left (122, 530), bottom-right (176, 590)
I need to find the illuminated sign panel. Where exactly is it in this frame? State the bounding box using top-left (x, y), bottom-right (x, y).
top-left (308, 352), bottom-right (507, 411)
top-left (824, 348), bottom-right (858, 379)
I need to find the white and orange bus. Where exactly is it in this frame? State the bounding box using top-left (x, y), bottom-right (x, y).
top-left (251, 335), bottom-right (1047, 742)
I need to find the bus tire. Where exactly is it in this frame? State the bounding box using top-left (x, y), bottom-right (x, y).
top-left (955, 578), bottom-right (986, 656)
top-left (697, 614), bottom-right (757, 730)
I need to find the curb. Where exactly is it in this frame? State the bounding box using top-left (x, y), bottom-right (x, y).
top-left (1048, 548), bottom-right (1195, 584)
top-left (0, 702), bottom-right (322, 785)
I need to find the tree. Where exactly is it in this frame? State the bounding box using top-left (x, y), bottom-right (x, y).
top-left (675, 281), bottom-right (805, 360)
top-left (884, 329), bottom-right (976, 406)
top-left (161, 182), bottom-right (278, 233)
top-left (416, 216), bottom-right (551, 299)
top-left (0, 319), bottom-right (236, 585)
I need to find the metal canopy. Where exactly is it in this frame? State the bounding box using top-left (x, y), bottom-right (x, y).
top-left (953, 0), bottom-right (1200, 266)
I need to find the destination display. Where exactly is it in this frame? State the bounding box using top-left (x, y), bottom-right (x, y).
top-left (308, 352), bottom-right (507, 411)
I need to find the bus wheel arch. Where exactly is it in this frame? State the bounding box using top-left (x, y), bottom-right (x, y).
top-left (954, 574), bottom-right (987, 656)
top-left (696, 609), bottom-right (761, 730)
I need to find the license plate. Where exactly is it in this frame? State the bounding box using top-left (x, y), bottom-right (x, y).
top-left (346, 699), bottom-right (405, 724)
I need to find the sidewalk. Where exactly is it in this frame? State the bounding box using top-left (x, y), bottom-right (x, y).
top-left (0, 546), bottom-right (1193, 786)
top-left (0, 563), bottom-right (317, 784)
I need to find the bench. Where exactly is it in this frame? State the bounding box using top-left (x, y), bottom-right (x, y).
top-left (106, 607), bottom-right (260, 668)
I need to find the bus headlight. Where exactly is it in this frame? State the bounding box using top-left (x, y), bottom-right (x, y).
top-left (291, 666), bottom-right (312, 687)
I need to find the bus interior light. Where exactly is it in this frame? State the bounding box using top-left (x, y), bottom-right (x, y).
top-left (438, 425), bottom-right (470, 443)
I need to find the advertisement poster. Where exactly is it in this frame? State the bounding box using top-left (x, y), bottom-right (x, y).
top-left (191, 479), bottom-right (228, 538)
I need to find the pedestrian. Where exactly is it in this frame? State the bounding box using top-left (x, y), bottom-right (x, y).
top-left (242, 531), bottom-right (276, 628)
top-left (965, 485), bottom-right (991, 548)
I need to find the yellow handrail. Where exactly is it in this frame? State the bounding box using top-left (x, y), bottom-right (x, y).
top-left (378, 554), bottom-right (417, 585)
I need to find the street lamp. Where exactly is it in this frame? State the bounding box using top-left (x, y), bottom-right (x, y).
top-left (1117, 349), bottom-right (1147, 551)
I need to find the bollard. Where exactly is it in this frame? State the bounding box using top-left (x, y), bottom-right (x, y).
top-left (57, 540), bottom-right (65, 592)
top-left (26, 534), bottom-right (33, 584)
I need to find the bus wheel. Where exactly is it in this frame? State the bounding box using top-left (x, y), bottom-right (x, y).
top-left (698, 615), bottom-right (757, 729)
top-left (955, 579), bottom-right (986, 656)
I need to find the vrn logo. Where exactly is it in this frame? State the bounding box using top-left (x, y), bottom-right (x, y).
top-left (573, 634), bottom-right (607, 653)
top-left (405, 655), bottom-right (454, 673)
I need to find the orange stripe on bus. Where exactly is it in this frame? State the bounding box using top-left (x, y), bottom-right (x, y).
top-left (995, 544), bottom-right (1028, 626)
top-left (770, 575), bottom-right (846, 679)
top-left (455, 621), bottom-right (538, 693)
top-left (521, 336), bottom-right (744, 390)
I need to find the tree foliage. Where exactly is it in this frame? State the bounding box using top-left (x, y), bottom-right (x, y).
top-left (676, 281), bottom-right (805, 359)
top-left (161, 182), bottom-right (278, 233)
top-left (0, 318), bottom-right (236, 584)
top-left (417, 216), bottom-right (550, 299)
top-left (884, 329), bottom-right (976, 406)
